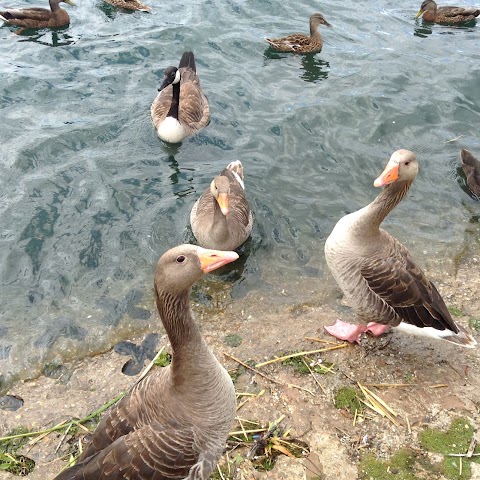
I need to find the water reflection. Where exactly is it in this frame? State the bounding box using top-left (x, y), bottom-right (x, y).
top-left (413, 24), bottom-right (433, 38)
top-left (300, 55), bottom-right (330, 83)
top-left (263, 48), bottom-right (329, 83)
top-left (17, 29), bottom-right (75, 46)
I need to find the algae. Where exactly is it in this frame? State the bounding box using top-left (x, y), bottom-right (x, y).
top-left (334, 386), bottom-right (363, 414)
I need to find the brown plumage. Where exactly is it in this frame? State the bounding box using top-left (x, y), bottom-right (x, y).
top-left (265, 13), bottom-right (331, 54)
top-left (324, 149), bottom-right (477, 347)
top-left (151, 51), bottom-right (209, 144)
top-left (416, 0), bottom-right (480, 23)
top-left (190, 160), bottom-right (253, 251)
top-left (103, 0), bottom-right (150, 12)
top-left (461, 148), bottom-right (480, 197)
top-left (54, 245), bottom-right (239, 480)
top-left (0, 0), bottom-right (74, 30)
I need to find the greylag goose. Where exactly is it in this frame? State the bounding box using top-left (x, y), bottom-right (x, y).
top-left (0, 0), bottom-right (74, 30)
top-left (324, 149), bottom-right (477, 348)
top-left (461, 148), bottom-right (480, 197)
top-left (151, 51), bottom-right (209, 144)
top-left (416, 0), bottom-right (480, 23)
top-left (265, 13), bottom-right (331, 54)
top-left (54, 244), bottom-right (239, 479)
top-left (190, 160), bottom-right (253, 251)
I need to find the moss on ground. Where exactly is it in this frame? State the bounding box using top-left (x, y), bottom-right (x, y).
top-left (281, 355), bottom-right (333, 375)
top-left (359, 449), bottom-right (417, 480)
top-left (0, 428), bottom-right (36, 476)
top-left (448, 306), bottom-right (465, 317)
top-left (468, 317), bottom-right (480, 331)
top-left (333, 386), bottom-right (363, 414)
top-left (419, 417), bottom-right (480, 479)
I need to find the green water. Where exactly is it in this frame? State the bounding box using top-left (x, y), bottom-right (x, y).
top-left (0, 0), bottom-right (479, 389)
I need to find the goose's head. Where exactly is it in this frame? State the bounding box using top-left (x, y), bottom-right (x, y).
top-left (374, 149), bottom-right (418, 187)
top-left (210, 176), bottom-right (230, 216)
top-left (154, 245), bottom-right (238, 294)
top-left (416, 0), bottom-right (436, 18)
top-left (158, 66), bottom-right (181, 92)
top-left (310, 12), bottom-right (331, 28)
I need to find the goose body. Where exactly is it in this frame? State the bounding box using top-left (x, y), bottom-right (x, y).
top-left (461, 148), bottom-right (480, 197)
top-left (416, 0), bottom-right (480, 23)
top-left (324, 149), bottom-right (477, 348)
top-left (103, 0), bottom-right (150, 11)
top-left (151, 51), bottom-right (209, 144)
top-left (190, 160), bottom-right (253, 251)
top-left (265, 13), bottom-right (331, 54)
top-left (54, 245), bottom-right (238, 480)
top-left (0, 0), bottom-right (74, 29)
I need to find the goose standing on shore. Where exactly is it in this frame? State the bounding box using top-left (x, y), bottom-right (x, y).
top-left (416, 0), bottom-right (480, 24)
top-left (54, 245), bottom-right (239, 479)
top-left (265, 13), bottom-right (331, 54)
top-left (460, 148), bottom-right (480, 197)
top-left (324, 149), bottom-right (477, 348)
top-left (0, 0), bottom-right (74, 30)
top-left (151, 51), bottom-right (209, 144)
top-left (190, 160), bottom-right (253, 251)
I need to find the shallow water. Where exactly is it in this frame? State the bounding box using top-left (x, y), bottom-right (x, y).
top-left (1, 0), bottom-right (480, 390)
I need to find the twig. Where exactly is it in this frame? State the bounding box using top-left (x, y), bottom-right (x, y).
top-left (216, 463), bottom-right (225, 480)
top-left (255, 344), bottom-right (348, 368)
top-left (224, 352), bottom-right (283, 385)
top-left (54, 423), bottom-right (73, 454)
top-left (364, 383), bottom-right (416, 388)
top-left (237, 390), bottom-right (265, 411)
top-left (304, 337), bottom-right (340, 345)
top-left (301, 358), bottom-right (327, 395)
top-left (445, 134), bottom-right (465, 143)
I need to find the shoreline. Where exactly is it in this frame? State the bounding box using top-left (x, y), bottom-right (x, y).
top-left (1, 256), bottom-right (479, 479)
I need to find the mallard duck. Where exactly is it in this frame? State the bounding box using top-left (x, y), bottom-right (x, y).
top-left (461, 148), bottom-right (480, 197)
top-left (151, 51), bottom-right (209, 144)
top-left (103, 0), bottom-right (150, 12)
top-left (190, 160), bottom-right (253, 251)
top-left (265, 13), bottom-right (331, 54)
top-left (0, 0), bottom-right (74, 30)
top-left (324, 149), bottom-right (477, 347)
top-left (416, 0), bottom-right (480, 24)
top-left (54, 245), bottom-right (238, 480)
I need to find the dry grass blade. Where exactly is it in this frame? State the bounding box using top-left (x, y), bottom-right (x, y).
top-left (358, 383), bottom-right (399, 426)
top-left (255, 344), bottom-right (348, 368)
top-left (363, 383), bottom-right (415, 388)
top-left (304, 336), bottom-right (340, 345)
top-left (237, 389), bottom-right (265, 411)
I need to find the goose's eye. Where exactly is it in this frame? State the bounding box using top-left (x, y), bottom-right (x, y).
top-left (405, 161), bottom-right (410, 166)
top-left (176, 255), bottom-right (186, 264)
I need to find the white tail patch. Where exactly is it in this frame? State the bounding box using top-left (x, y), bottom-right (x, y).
top-left (395, 322), bottom-right (477, 348)
top-left (226, 160), bottom-right (245, 190)
top-left (156, 117), bottom-right (186, 143)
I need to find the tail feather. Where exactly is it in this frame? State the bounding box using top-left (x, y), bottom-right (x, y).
top-left (226, 160), bottom-right (245, 190)
top-left (179, 51), bottom-right (196, 72)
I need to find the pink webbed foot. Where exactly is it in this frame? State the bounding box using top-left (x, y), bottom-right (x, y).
top-left (365, 322), bottom-right (390, 337)
top-left (324, 320), bottom-right (367, 344)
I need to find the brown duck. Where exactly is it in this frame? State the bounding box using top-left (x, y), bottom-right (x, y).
top-left (54, 244), bottom-right (239, 479)
top-left (416, 0), bottom-right (480, 23)
top-left (103, 0), bottom-right (150, 11)
top-left (151, 51), bottom-right (209, 144)
top-left (190, 160), bottom-right (253, 251)
top-left (461, 148), bottom-right (480, 197)
top-left (324, 149), bottom-right (477, 348)
top-left (0, 0), bottom-right (74, 30)
top-left (265, 13), bottom-right (331, 54)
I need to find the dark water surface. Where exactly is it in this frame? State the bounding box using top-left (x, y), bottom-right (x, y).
top-left (1, 0), bottom-right (480, 389)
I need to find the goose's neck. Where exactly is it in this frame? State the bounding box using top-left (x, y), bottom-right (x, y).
top-left (155, 288), bottom-right (215, 381)
top-left (166, 81), bottom-right (180, 119)
top-left (49, 0), bottom-right (60, 11)
top-left (355, 180), bottom-right (412, 233)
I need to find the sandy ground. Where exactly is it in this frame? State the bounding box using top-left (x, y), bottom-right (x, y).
top-left (0, 255), bottom-right (479, 480)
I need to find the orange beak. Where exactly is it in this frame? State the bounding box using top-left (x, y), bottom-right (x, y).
top-left (374, 160), bottom-right (400, 187)
top-left (217, 192), bottom-right (229, 216)
top-left (197, 247), bottom-right (239, 273)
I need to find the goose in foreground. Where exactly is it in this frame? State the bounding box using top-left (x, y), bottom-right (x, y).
top-left (0, 0), bottom-right (74, 30)
top-left (416, 0), bottom-right (480, 23)
top-left (460, 148), bottom-right (480, 197)
top-left (54, 244), bottom-right (238, 480)
top-left (151, 51), bottom-right (209, 144)
top-left (324, 149), bottom-right (477, 348)
top-left (265, 13), bottom-right (331, 54)
top-left (103, 0), bottom-right (150, 11)
top-left (190, 160), bottom-right (253, 251)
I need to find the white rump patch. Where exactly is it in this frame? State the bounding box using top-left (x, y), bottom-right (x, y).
top-left (395, 322), bottom-right (477, 347)
top-left (227, 160), bottom-right (245, 190)
top-left (156, 117), bottom-right (186, 143)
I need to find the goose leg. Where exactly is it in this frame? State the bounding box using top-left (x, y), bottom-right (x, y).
top-left (365, 322), bottom-right (390, 337)
top-left (324, 320), bottom-right (367, 343)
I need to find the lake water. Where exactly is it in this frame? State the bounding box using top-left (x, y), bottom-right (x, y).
top-left (1, 0), bottom-right (480, 391)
